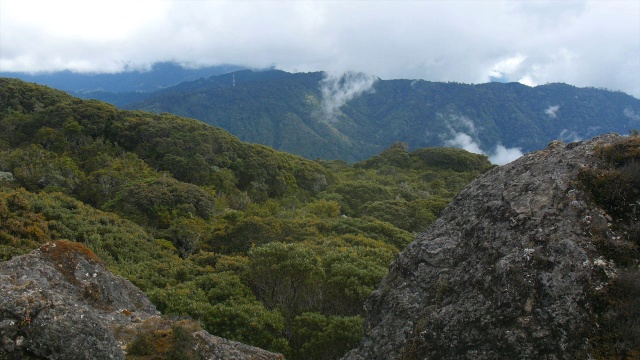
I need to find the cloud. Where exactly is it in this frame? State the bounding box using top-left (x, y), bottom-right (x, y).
top-left (438, 112), bottom-right (478, 135)
top-left (559, 129), bottom-right (583, 143)
top-left (441, 113), bottom-right (523, 165)
top-left (445, 131), bottom-right (524, 165)
top-left (489, 144), bottom-right (525, 165)
top-left (446, 132), bottom-right (484, 154)
top-left (624, 107), bottom-right (640, 121)
top-left (319, 71), bottom-right (378, 120)
top-left (1, 0), bottom-right (639, 98)
top-left (488, 54), bottom-right (527, 82)
top-left (545, 105), bottom-right (560, 118)
top-left (518, 75), bottom-right (538, 87)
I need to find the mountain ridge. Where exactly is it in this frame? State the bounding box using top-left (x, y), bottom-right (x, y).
top-left (123, 70), bottom-right (640, 163)
top-left (4, 66), bottom-right (638, 163)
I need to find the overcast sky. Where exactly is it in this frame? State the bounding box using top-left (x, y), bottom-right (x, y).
top-left (1, 0), bottom-right (639, 97)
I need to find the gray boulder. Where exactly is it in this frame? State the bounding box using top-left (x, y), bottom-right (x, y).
top-left (343, 134), bottom-right (637, 359)
top-left (0, 240), bottom-right (283, 359)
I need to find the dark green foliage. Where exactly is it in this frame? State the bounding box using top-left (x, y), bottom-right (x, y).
top-left (81, 152), bottom-right (158, 207)
top-left (330, 181), bottom-right (392, 215)
top-left (0, 78), bottom-right (494, 359)
top-left (321, 245), bottom-right (394, 315)
top-left (360, 199), bottom-right (439, 233)
top-left (1, 144), bottom-right (84, 193)
top-left (247, 242), bottom-right (323, 319)
top-left (0, 78), bottom-right (73, 115)
top-left (578, 135), bottom-right (640, 358)
top-left (106, 177), bottom-right (216, 224)
top-left (410, 147), bottom-right (494, 172)
top-left (591, 268), bottom-right (640, 359)
top-left (291, 313), bottom-right (364, 360)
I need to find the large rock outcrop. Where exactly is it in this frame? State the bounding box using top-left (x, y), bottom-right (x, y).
top-left (0, 240), bottom-right (283, 359)
top-left (344, 134), bottom-right (638, 359)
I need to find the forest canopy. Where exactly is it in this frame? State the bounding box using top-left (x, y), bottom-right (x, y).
top-left (0, 78), bottom-right (493, 359)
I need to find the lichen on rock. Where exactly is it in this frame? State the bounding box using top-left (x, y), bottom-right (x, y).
top-left (343, 134), bottom-right (639, 360)
top-left (0, 240), bottom-right (284, 359)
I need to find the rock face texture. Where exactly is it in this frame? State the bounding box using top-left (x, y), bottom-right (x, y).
top-left (343, 134), bottom-right (635, 359)
top-left (0, 240), bottom-right (283, 359)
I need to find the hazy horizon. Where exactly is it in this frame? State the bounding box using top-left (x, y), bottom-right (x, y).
top-left (1, 0), bottom-right (638, 98)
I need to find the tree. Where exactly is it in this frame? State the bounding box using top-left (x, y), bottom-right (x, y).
top-left (291, 312), bottom-right (364, 360)
top-left (246, 242), bottom-right (323, 321)
top-left (1, 144), bottom-right (83, 193)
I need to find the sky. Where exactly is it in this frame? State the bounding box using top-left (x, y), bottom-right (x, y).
top-left (1, 0), bottom-right (639, 98)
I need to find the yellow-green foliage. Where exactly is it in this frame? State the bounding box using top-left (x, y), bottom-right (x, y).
top-left (0, 78), bottom-right (493, 360)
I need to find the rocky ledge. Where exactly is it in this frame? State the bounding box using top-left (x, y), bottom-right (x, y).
top-left (0, 240), bottom-right (283, 359)
top-left (343, 134), bottom-right (639, 359)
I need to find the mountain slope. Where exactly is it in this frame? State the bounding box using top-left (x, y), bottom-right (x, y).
top-left (120, 70), bottom-right (640, 162)
top-left (125, 70), bottom-right (378, 161)
top-left (1, 78), bottom-right (494, 359)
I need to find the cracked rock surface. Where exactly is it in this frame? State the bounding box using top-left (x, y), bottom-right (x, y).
top-left (343, 134), bottom-right (631, 360)
top-left (0, 240), bottom-right (283, 359)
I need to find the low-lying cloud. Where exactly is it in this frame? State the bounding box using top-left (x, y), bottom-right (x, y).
top-left (440, 112), bottom-right (523, 165)
top-left (559, 129), bottom-right (583, 143)
top-left (446, 132), bottom-right (483, 154)
top-left (319, 71), bottom-right (378, 120)
top-left (624, 107), bottom-right (640, 121)
top-left (445, 131), bottom-right (524, 165)
top-left (544, 105), bottom-right (560, 118)
top-left (489, 144), bottom-right (525, 165)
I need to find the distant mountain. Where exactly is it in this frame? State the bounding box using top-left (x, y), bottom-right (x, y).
top-left (0, 62), bottom-right (244, 94)
top-left (5, 67), bottom-right (640, 163)
top-left (117, 69), bottom-right (640, 162)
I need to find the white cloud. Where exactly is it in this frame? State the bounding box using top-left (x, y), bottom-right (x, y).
top-left (488, 54), bottom-right (527, 81)
top-left (545, 105), bottom-right (560, 118)
top-left (445, 131), bottom-right (524, 165)
top-left (0, 0), bottom-right (639, 98)
top-left (489, 144), bottom-right (524, 165)
top-left (319, 71), bottom-right (378, 120)
top-left (438, 112), bottom-right (478, 136)
top-left (624, 107), bottom-right (640, 121)
top-left (441, 114), bottom-right (523, 165)
top-left (518, 75), bottom-right (538, 87)
top-left (446, 132), bottom-right (484, 155)
top-left (559, 129), bottom-right (583, 143)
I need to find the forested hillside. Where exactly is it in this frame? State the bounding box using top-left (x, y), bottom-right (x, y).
top-left (109, 69), bottom-right (640, 162)
top-left (0, 78), bottom-right (492, 359)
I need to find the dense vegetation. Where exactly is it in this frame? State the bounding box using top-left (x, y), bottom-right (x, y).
top-left (0, 78), bottom-right (493, 359)
top-left (577, 133), bottom-right (640, 358)
top-left (105, 69), bottom-right (640, 162)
